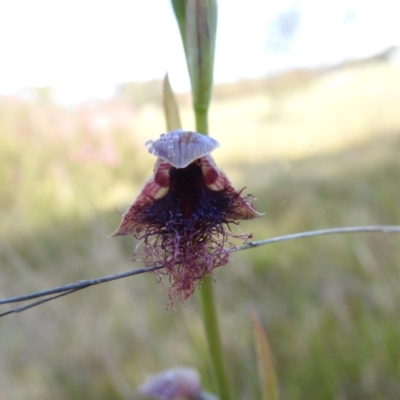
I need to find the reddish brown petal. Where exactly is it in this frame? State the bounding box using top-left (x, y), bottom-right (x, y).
top-left (200, 154), bottom-right (263, 220)
top-left (152, 158), bottom-right (171, 195)
top-left (110, 159), bottom-right (171, 237)
top-left (228, 191), bottom-right (264, 220)
top-left (199, 154), bottom-right (220, 187)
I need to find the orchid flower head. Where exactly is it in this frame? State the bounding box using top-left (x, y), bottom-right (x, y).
top-left (112, 130), bottom-right (262, 301)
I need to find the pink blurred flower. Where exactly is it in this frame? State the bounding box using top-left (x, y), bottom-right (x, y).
top-left (139, 368), bottom-right (201, 400)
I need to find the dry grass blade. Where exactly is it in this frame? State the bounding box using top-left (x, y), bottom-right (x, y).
top-left (0, 225), bottom-right (399, 317)
top-left (0, 289), bottom-right (82, 317)
top-left (252, 308), bottom-right (279, 400)
top-left (235, 225), bottom-right (400, 252)
top-left (163, 73), bottom-right (182, 131)
top-left (0, 265), bottom-right (163, 316)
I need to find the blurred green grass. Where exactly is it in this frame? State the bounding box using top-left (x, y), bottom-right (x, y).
top-left (0, 61), bottom-right (400, 399)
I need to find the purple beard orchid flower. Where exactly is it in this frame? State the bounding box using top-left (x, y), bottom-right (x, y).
top-left (111, 130), bottom-right (261, 301)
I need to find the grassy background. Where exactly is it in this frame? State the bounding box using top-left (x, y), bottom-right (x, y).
top-left (1, 61), bottom-right (400, 399)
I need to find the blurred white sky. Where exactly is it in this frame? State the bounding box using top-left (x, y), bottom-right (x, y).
top-left (0, 0), bottom-right (399, 104)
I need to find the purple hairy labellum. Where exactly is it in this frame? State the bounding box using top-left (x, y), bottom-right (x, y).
top-left (111, 130), bottom-right (262, 301)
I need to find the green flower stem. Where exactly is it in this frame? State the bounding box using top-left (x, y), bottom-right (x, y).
top-left (194, 106), bottom-right (209, 135)
top-left (196, 109), bottom-right (232, 400)
top-left (182, 0), bottom-right (228, 395)
top-left (200, 276), bottom-right (232, 400)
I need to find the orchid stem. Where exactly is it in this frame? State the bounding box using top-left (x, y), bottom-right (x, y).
top-left (194, 106), bottom-right (209, 134)
top-left (200, 276), bottom-right (232, 400)
top-left (196, 109), bottom-right (232, 400)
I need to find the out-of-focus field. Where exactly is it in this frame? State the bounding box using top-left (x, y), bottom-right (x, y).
top-left (1, 61), bottom-right (400, 400)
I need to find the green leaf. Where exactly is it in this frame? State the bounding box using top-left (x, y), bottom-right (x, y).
top-left (163, 73), bottom-right (182, 131)
top-left (252, 308), bottom-right (279, 400)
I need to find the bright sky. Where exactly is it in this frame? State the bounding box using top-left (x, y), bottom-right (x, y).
top-left (0, 0), bottom-right (399, 104)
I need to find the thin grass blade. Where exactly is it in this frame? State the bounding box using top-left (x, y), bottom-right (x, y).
top-left (163, 73), bottom-right (182, 131)
top-left (252, 308), bottom-right (279, 400)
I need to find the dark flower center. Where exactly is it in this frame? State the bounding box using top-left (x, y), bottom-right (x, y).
top-left (141, 162), bottom-right (233, 233)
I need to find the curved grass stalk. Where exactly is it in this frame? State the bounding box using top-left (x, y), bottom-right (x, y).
top-left (1, 225), bottom-right (399, 317)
